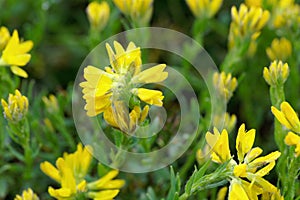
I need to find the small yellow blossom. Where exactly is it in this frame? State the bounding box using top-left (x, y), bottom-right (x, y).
top-left (86, 1), bottom-right (110, 31)
top-left (186, 0), bottom-right (223, 19)
top-left (80, 41), bottom-right (168, 133)
top-left (228, 3), bottom-right (270, 49)
top-left (42, 94), bottom-right (59, 113)
top-left (40, 143), bottom-right (125, 200)
top-left (0, 26), bottom-right (10, 50)
top-left (266, 37), bottom-right (292, 61)
top-left (205, 128), bottom-right (231, 163)
top-left (284, 132), bottom-right (300, 157)
top-left (0, 30), bottom-right (33, 78)
top-left (213, 71), bottom-right (237, 102)
top-left (113, 0), bottom-right (153, 26)
top-left (206, 124), bottom-right (281, 197)
top-left (1, 89), bottom-right (29, 122)
top-left (14, 188), bottom-right (39, 200)
top-left (271, 101), bottom-right (300, 133)
top-left (263, 60), bottom-right (289, 86)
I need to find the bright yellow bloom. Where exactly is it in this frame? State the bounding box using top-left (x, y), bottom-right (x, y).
top-left (263, 60), bottom-right (289, 86)
top-left (40, 143), bottom-right (125, 200)
top-left (205, 128), bottom-right (231, 163)
top-left (14, 188), bottom-right (39, 200)
top-left (245, 0), bottom-right (262, 7)
top-left (228, 3), bottom-right (270, 49)
top-left (271, 101), bottom-right (300, 133)
top-left (213, 71), bottom-right (237, 102)
top-left (86, 1), bottom-right (110, 31)
top-left (266, 37), bottom-right (292, 61)
top-left (0, 26), bottom-right (10, 50)
top-left (285, 132), bottom-right (300, 157)
top-left (42, 94), bottom-right (59, 113)
top-left (0, 30), bottom-right (33, 78)
top-left (186, 0), bottom-right (223, 18)
top-left (206, 124), bottom-right (281, 197)
top-left (113, 0), bottom-right (153, 26)
top-left (80, 41), bottom-right (168, 133)
top-left (1, 89), bottom-right (29, 122)
top-left (271, 0), bottom-right (300, 28)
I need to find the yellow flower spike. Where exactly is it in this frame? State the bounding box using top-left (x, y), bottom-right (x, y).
top-left (113, 0), bottom-right (153, 26)
top-left (285, 132), bottom-right (300, 157)
top-left (14, 188), bottom-right (39, 200)
top-left (213, 71), bottom-right (237, 102)
top-left (86, 1), bottom-right (110, 31)
top-left (186, 0), bottom-right (223, 18)
top-left (236, 124), bottom-right (256, 163)
top-left (233, 164), bottom-right (247, 177)
top-left (205, 128), bottom-right (231, 163)
top-left (271, 101), bottom-right (300, 133)
top-left (1, 89), bottom-right (29, 122)
top-left (228, 4), bottom-right (269, 49)
top-left (263, 60), bottom-right (289, 86)
top-left (228, 180), bottom-right (250, 200)
top-left (266, 37), bottom-right (292, 61)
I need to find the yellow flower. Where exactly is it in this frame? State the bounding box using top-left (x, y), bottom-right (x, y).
top-left (266, 37), bottom-right (292, 61)
top-left (0, 30), bottom-right (33, 78)
top-left (80, 41), bottom-right (168, 133)
top-left (205, 128), bottom-right (231, 163)
top-left (1, 89), bottom-right (29, 122)
top-left (14, 188), bottom-right (39, 200)
top-left (285, 132), bottom-right (300, 157)
top-left (0, 26), bottom-right (10, 50)
top-left (206, 124), bottom-right (281, 197)
top-left (228, 3), bottom-right (270, 49)
top-left (42, 94), bottom-right (59, 113)
top-left (213, 71), bottom-right (237, 102)
top-left (86, 1), bottom-right (110, 31)
top-left (113, 0), bottom-right (153, 26)
top-left (272, 0), bottom-right (300, 28)
top-left (271, 101), bottom-right (300, 133)
top-left (245, 0), bottom-right (262, 7)
top-left (263, 60), bottom-right (289, 86)
top-left (186, 0), bottom-right (223, 19)
top-left (40, 143), bottom-right (125, 200)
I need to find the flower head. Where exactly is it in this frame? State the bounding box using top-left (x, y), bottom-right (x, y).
top-left (86, 1), bottom-right (110, 31)
top-left (271, 101), bottom-right (300, 133)
top-left (186, 0), bottom-right (223, 19)
top-left (1, 89), bottom-right (29, 122)
top-left (266, 37), bottom-right (292, 61)
top-left (0, 30), bottom-right (33, 78)
top-left (40, 143), bottom-right (125, 199)
top-left (206, 124), bottom-right (281, 198)
top-left (213, 71), bottom-right (237, 102)
top-left (228, 4), bottom-right (270, 49)
top-left (14, 188), bottom-right (39, 200)
top-left (80, 41), bottom-right (168, 133)
top-left (271, 0), bottom-right (300, 28)
top-left (113, 0), bottom-right (153, 26)
top-left (263, 60), bottom-right (289, 87)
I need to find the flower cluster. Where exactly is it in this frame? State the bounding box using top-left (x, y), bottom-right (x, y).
top-left (0, 27), bottom-right (33, 78)
top-left (14, 188), bottom-right (39, 200)
top-left (40, 143), bottom-right (125, 199)
top-left (228, 3), bottom-right (270, 49)
top-left (272, 101), bottom-right (300, 157)
top-left (1, 89), bottom-right (28, 123)
top-left (205, 124), bottom-right (282, 198)
top-left (266, 37), bottom-right (292, 61)
top-left (213, 71), bottom-right (237, 103)
top-left (80, 41), bottom-right (168, 133)
top-left (185, 0), bottom-right (223, 19)
top-left (86, 1), bottom-right (110, 32)
top-left (263, 60), bottom-right (289, 87)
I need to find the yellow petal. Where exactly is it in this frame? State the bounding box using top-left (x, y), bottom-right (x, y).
top-left (135, 64), bottom-right (168, 84)
top-left (10, 66), bottom-right (28, 78)
top-left (134, 88), bottom-right (164, 106)
top-left (284, 131), bottom-right (300, 146)
top-left (40, 161), bottom-right (61, 183)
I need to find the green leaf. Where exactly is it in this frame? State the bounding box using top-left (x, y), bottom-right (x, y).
top-left (166, 166), bottom-right (181, 200)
